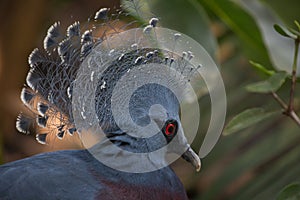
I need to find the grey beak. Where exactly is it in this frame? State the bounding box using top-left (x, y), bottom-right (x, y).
top-left (181, 147), bottom-right (201, 172)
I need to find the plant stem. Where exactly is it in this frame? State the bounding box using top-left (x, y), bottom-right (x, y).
top-left (271, 92), bottom-right (287, 110)
top-left (271, 92), bottom-right (300, 127)
top-left (287, 37), bottom-right (299, 112)
top-left (290, 110), bottom-right (300, 126)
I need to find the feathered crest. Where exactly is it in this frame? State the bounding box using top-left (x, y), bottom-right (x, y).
top-left (17, 9), bottom-right (112, 145)
top-left (17, 5), bottom-right (201, 146)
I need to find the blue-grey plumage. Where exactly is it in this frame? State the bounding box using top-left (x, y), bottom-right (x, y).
top-left (0, 149), bottom-right (188, 200)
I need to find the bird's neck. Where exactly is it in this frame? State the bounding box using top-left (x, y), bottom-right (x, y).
top-left (88, 135), bottom-right (169, 173)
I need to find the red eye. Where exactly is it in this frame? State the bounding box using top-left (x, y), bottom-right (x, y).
top-left (165, 123), bottom-right (176, 136)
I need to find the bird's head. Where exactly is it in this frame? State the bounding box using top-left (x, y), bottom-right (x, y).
top-left (80, 46), bottom-right (201, 173)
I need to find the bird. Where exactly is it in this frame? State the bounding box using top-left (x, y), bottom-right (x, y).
top-left (0, 7), bottom-right (201, 200)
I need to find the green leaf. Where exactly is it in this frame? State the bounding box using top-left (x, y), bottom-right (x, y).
top-left (274, 24), bottom-right (293, 38)
top-left (246, 71), bottom-right (288, 93)
top-left (249, 60), bottom-right (275, 76)
top-left (121, 0), bottom-right (151, 22)
top-left (198, 0), bottom-right (272, 68)
top-left (287, 27), bottom-right (300, 38)
top-left (260, 0), bottom-right (300, 28)
top-left (223, 108), bottom-right (279, 136)
top-left (236, 1), bottom-right (300, 76)
top-left (277, 183), bottom-right (300, 200)
top-left (295, 20), bottom-right (300, 32)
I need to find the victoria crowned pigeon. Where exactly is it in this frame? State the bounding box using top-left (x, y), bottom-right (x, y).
top-left (0, 7), bottom-right (201, 200)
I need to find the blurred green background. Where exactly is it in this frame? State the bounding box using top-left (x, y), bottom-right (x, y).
top-left (0, 0), bottom-right (300, 199)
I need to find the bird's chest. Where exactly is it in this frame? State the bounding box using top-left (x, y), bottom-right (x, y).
top-left (96, 176), bottom-right (188, 200)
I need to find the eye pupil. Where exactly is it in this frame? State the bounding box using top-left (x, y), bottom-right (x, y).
top-left (165, 123), bottom-right (176, 136)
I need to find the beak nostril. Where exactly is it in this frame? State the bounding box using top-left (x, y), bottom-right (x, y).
top-left (181, 147), bottom-right (201, 172)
